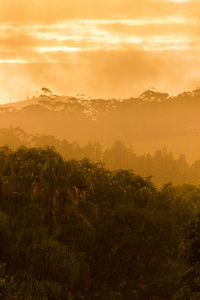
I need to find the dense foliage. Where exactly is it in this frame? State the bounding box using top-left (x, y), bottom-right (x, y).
top-left (0, 146), bottom-right (200, 299)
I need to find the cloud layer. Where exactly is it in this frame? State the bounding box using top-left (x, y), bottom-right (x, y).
top-left (0, 0), bottom-right (200, 102)
top-left (1, 49), bottom-right (200, 103)
top-left (1, 0), bottom-right (200, 22)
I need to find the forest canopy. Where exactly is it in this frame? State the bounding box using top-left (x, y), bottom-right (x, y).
top-left (0, 146), bottom-right (200, 299)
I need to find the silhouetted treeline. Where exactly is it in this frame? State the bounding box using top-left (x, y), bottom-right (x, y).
top-left (0, 146), bottom-right (200, 299)
top-left (1, 88), bottom-right (200, 145)
top-left (1, 127), bottom-right (200, 187)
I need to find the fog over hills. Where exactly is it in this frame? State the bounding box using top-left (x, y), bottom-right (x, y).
top-left (1, 87), bottom-right (200, 162)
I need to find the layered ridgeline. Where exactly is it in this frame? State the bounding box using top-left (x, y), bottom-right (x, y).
top-left (0, 127), bottom-right (200, 187)
top-left (1, 88), bottom-right (200, 149)
top-left (0, 146), bottom-right (200, 299)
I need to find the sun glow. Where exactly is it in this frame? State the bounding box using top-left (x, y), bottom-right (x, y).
top-left (36, 46), bottom-right (81, 52)
top-left (0, 59), bottom-right (27, 63)
top-left (168, 0), bottom-right (190, 2)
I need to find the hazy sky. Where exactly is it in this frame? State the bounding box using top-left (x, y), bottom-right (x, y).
top-left (0, 0), bottom-right (200, 103)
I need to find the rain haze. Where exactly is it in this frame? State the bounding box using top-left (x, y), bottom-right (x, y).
top-left (2, 2), bottom-right (200, 299)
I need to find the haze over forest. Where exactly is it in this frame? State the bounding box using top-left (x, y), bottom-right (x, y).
top-left (2, 0), bottom-right (200, 299)
top-left (2, 87), bottom-right (200, 159)
top-left (0, 86), bottom-right (200, 188)
top-left (2, 87), bottom-right (200, 299)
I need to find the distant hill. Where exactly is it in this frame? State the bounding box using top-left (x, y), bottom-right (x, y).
top-left (1, 87), bottom-right (200, 150)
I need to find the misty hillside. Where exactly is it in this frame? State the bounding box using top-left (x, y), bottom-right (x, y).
top-left (0, 128), bottom-right (194, 187)
top-left (1, 88), bottom-right (200, 145)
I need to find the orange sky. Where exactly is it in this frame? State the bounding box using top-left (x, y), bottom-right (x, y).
top-left (0, 0), bottom-right (200, 103)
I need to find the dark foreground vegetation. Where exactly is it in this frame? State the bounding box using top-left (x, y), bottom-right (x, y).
top-left (1, 146), bottom-right (200, 299)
